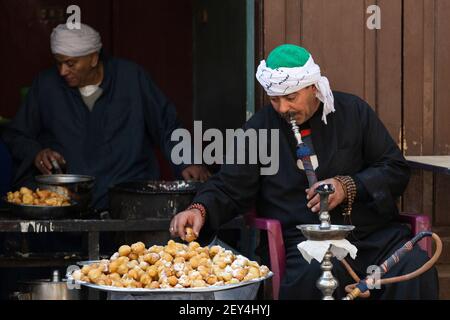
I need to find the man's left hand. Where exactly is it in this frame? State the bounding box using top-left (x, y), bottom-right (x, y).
top-left (181, 165), bottom-right (211, 182)
top-left (305, 178), bottom-right (346, 213)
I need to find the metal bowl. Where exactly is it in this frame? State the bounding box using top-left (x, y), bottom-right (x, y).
top-left (35, 175), bottom-right (95, 214)
top-left (2, 197), bottom-right (79, 220)
top-left (297, 224), bottom-right (355, 241)
top-left (67, 263), bottom-right (272, 300)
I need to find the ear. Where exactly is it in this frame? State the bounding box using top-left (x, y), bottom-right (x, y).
top-left (90, 52), bottom-right (100, 67)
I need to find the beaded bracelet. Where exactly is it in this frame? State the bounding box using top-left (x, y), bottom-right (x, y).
top-left (187, 203), bottom-right (207, 220)
top-left (334, 175), bottom-right (357, 216)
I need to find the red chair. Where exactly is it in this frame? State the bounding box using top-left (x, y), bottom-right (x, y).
top-left (245, 210), bottom-right (432, 300)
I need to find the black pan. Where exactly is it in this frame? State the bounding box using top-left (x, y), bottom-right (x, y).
top-left (109, 180), bottom-right (203, 220)
top-left (2, 197), bottom-right (79, 220)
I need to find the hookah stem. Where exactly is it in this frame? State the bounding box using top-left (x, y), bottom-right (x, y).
top-left (343, 231), bottom-right (443, 300)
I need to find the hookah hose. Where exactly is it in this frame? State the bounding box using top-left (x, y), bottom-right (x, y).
top-left (290, 117), bottom-right (318, 187)
top-left (341, 231), bottom-right (443, 300)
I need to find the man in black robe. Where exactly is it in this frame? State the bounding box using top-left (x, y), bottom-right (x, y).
top-left (170, 44), bottom-right (438, 299)
top-left (2, 23), bottom-right (209, 210)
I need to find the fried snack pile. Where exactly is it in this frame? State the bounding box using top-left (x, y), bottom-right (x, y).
top-left (6, 187), bottom-right (70, 206)
top-left (71, 240), bottom-right (270, 289)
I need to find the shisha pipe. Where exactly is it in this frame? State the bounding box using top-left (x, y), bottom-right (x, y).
top-left (289, 114), bottom-right (317, 188)
top-left (342, 231), bottom-right (443, 300)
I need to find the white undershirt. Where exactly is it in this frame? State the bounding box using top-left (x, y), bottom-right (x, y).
top-left (79, 82), bottom-right (101, 97)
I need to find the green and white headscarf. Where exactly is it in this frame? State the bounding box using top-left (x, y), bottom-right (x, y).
top-left (256, 44), bottom-right (335, 124)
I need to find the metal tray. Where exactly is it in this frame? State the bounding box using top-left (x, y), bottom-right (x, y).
top-left (2, 197), bottom-right (80, 220)
top-left (67, 262), bottom-right (272, 300)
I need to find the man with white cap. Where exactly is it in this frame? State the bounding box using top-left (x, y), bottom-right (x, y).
top-left (170, 44), bottom-right (438, 299)
top-left (3, 23), bottom-right (209, 209)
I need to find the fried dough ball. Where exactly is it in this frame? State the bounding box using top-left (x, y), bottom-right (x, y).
top-left (108, 260), bottom-right (120, 274)
top-left (147, 265), bottom-right (158, 278)
top-left (188, 241), bottom-right (201, 251)
top-left (112, 280), bottom-right (124, 288)
top-left (168, 276), bottom-right (178, 287)
top-left (259, 265), bottom-right (270, 277)
top-left (160, 252), bottom-right (174, 263)
top-left (81, 265), bottom-right (91, 275)
top-left (184, 227), bottom-right (197, 242)
top-left (36, 189), bottom-right (51, 198)
top-left (143, 252), bottom-right (160, 265)
top-left (206, 275), bottom-right (218, 285)
top-left (109, 273), bottom-right (121, 281)
top-left (191, 279), bottom-right (207, 288)
top-left (116, 264), bottom-right (129, 276)
top-left (20, 187), bottom-right (33, 195)
top-left (232, 268), bottom-right (248, 281)
top-left (87, 269), bottom-right (102, 282)
top-left (22, 194), bottom-right (34, 205)
top-left (118, 245), bottom-right (131, 257)
top-left (128, 269), bottom-right (140, 280)
top-left (128, 252), bottom-right (139, 261)
top-left (131, 242), bottom-right (146, 255)
top-left (71, 270), bottom-right (83, 281)
top-left (139, 274), bottom-right (152, 286)
top-left (148, 245), bottom-right (164, 254)
top-left (227, 278), bottom-right (240, 285)
top-left (148, 281), bottom-right (160, 289)
top-left (244, 267), bottom-right (260, 281)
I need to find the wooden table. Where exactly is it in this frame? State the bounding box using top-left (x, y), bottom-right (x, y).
top-left (405, 156), bottom-right (450, 175)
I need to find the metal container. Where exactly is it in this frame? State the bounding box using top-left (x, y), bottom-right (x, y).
top-left (35, 174), bottom-right (95, 215)
top-left (69, 239), bottom-right (271, 300)
top-left (15, 270), bottom-right (81, 300)
top-left (109, 180), bottom-right (202, 220)
top-left (68, 267), bottom-right (271, 300)
top-left (3, 198), bottom-right (79, 220)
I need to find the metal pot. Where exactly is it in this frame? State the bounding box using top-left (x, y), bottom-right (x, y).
top-left (35, 174), bottom-right (95, 215)
top-left (109, 180), bottom-right (202, 220)
top-left (14, 270), bottom-right (81, 300)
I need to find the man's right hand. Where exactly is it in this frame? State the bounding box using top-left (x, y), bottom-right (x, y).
top-left (34, 148), bottom-right (66, 174)
top-left (169, 209), bottom-right (205, 241)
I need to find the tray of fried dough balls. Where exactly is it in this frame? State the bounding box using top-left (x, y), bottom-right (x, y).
top-left (67, 237), bottom-right (272, 299)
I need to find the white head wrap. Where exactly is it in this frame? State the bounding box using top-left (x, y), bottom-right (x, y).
top-left (50, 23), bottom-right (102, 57)
top-left (256, 55), bottom-right (335, 124)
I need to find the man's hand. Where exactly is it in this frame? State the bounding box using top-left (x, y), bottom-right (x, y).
top-left (181, 165), bottom-right (211, 182)
top-left (34, 148), bottom-right (65, 174)
top-left (169, 209), bottom-right (205, 241)
top-left (305, 178), bottom-right (347, 213)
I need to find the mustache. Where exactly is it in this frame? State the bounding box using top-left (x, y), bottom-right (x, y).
top-left (281, 112), bottom-right (298, 122)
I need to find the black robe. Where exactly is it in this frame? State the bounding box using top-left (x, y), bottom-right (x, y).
top-left (193, 91), bottom-right (438, 299)
top-left (2, 55), bottom-right (187, 209)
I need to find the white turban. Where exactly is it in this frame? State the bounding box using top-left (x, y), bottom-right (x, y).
top-left (256, 55), bottom-right (335, 124)
top-left (50, 23), bottom-right (102, 57)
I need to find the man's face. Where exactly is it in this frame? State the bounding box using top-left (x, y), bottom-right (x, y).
top-left (269, 85), bottom-right (320, 124)
top-left (54, 53), bottom-right (99, 87)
